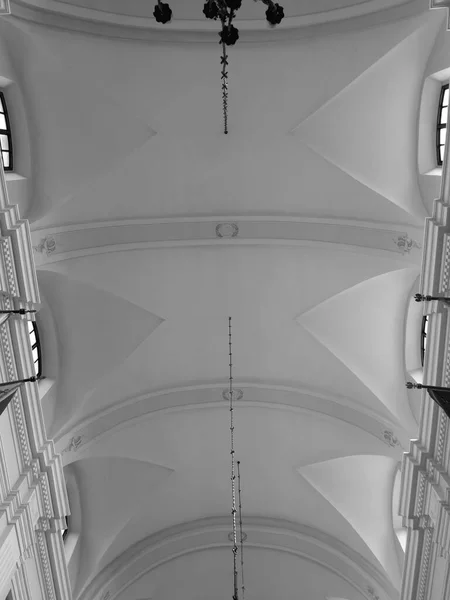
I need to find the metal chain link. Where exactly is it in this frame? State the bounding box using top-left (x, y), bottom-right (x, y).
top-left (229, 317), bottom-right (239, 600)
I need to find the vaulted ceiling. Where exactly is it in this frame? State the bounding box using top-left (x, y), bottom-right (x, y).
top-left (2, 1), bottom-right (446, 600)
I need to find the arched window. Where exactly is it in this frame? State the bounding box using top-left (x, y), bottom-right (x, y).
top-left (28, 320), bottom-right (42, 378)
top-left (421, 315), bottom-right (429, 367)
top-left (437, 84), bottom-right (449, 166)
top-left (0, 92), bottom-right (13, 172)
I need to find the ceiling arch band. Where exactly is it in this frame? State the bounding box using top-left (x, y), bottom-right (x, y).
top-left (77, 517), bottom-right (398, 600)
top-left (31, 217), bottom-right (423, 266)
top-left (55, 384), bottom-right (410, 464)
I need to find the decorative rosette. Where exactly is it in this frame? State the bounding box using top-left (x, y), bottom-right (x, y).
top-left (265, 2), bottom-right (284, 25)
top-left (203, 1), bottom-right (220, 19)
top-left (219, 24), bottom-right (239, 46)
top-left (153, 1), bottom-right (172, 23)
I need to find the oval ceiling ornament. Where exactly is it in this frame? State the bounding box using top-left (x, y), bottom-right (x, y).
top-left (222, 388), bottom-right (243, 400)
top-left (216, 223), bottom-right (239, 238)
top-left (228, 531), bottom-right (247, 542)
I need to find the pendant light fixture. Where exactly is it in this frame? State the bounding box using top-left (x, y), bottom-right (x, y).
top-left (152, 1), bottom-right (285, 133)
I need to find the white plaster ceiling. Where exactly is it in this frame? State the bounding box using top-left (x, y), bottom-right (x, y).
top-left (41, 248), bottom-right (411, 430)
top-left (1, 3), bottom-right (445, 600)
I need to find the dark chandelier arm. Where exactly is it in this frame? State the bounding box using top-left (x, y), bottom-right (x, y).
top-left (406, 382), bottom-right (450, 392)
top-left (0, 375), bottom-right (45, 415)
top-left (0, 309), bottom-right (37, 315)
top-left (258, 0), bottom-right (275, 7)
top-left (0, 375), bottom-right (44, 388)
top-left (414, 293), bottom-right (450, 303)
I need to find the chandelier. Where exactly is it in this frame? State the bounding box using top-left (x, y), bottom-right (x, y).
top-left (153, 1), bottom-right (285, 133)
top-left (226, 317), bottom-right (246, 600)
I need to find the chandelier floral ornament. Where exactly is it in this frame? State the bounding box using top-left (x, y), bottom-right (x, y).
top-left (153, 0), bottom-right (285, 133)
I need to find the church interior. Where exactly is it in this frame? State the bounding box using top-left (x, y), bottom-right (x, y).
top-left (1, 1), bottom-right (450, 600)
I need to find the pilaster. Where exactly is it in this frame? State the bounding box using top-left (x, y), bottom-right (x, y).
top-left (400, 134), bottom-right (450, 599)
top-left (0, 154), bottom-right (70, 600)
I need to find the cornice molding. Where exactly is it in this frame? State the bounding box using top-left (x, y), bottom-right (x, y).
top-left (9, 0), bottom-right (425, 43)
top-left (31, 216), bottom-right (423, 266)
top-left (78, 517), bottom-right (398, 600)
top-left (54, 382), bottom-right (409, 464)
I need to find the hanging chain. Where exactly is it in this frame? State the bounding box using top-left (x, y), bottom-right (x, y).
top-left (237, 460), bottom-right (245, 600)
top-left (218, 2), bottom-right (231, 134)
top-left (221, 41), bottom-right (229, 134)
top-left (229, 317), bottom-right (239, 600)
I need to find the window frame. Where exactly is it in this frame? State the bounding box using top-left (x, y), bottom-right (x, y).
top-left (28, 320), bottom-right (42, 379)
top-left (437, 84), bottom-right (449, 166)
top-left (0, 91), bottom-right (13, 172)
top-left (421, 315), bottom-right (429, 368)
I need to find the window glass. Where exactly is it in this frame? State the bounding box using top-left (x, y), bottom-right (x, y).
top-left (0, 92), bottom-right (12, 172)
top-left (437, 84), bottom-right (449, 166)
top-left (62, 514), bottom-right (70, 541)
top-left (28, 321), bottom-right (42, 378)
top-left (421, 315), bottom-right (429, 367)
top-left (32, 347), bottom-right (39, 363)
